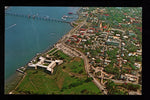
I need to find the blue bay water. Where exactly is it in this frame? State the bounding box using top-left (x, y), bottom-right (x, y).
top-left (5, 7), bottom-right (79, 81)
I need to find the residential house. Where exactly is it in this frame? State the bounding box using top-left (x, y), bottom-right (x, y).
top-left (134, 63), bottom-right (141, 69)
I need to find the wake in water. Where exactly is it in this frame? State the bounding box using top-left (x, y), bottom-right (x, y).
top-left (5, 24), bottom-right (16, 30)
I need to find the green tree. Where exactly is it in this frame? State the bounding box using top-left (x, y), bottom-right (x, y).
top-left (85, 40), bottom-right (92, 45)
top-left (95, 58), bottom-right (101, 63)
top-left (84, 77), bottom-right (93, 82)
top-left (136, 56), bottom-right (142, 62)
top-left (90, 50), bottom-right (98, 57)
top-left (121, 83), bottom-right (140, 91)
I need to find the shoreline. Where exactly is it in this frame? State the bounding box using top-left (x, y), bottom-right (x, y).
top-left (6, 7), bottom-right (82, 94)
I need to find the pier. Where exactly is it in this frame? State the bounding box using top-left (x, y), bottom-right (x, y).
top-left (5, 12), bottom-right (70, 24)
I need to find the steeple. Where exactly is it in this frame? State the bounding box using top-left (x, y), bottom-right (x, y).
top-left (100, 21), bottom-right (102, 29)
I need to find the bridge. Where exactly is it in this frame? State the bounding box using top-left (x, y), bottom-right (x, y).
top-left (5, 12), bottom-right (70, 24)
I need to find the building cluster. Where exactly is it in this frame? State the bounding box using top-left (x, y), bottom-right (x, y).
top-left (121, 74), bottom-right (138, 82)
top-left (65, 7), bottom-right (142, 85)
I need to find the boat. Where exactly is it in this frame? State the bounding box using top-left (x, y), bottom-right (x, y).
top-left (32, 15), bottom-right (35, 19)
top-left (68, 12), bottom-right (73, 14)
top-left (63, 15), bottom-right (68, 18)
top-left (61, 17), bottom-right (66, 20)
top-left (62, 15), bottom-right (68, 20)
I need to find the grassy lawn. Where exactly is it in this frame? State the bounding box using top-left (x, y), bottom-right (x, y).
top-left (72, 23), bottom-right (78, 27)
top-left (62, 82), bottom-right (102, 95)
top-left (75, 19), bottom-right (84, 23)
top-left (43, 63), bottom-right (49, 66)
top-left (53, 50), bottom-right (72, 62)
top-left (62, 57), bottom-right (86, 74)
top-left (14, 69), bottom-right (60, 94)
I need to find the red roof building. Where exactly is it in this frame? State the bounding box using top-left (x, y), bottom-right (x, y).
top-left (80, 28), bottom-right (86, 31)
top-left (130, 18), bottom-right (136, 22)
top-left (104, 14), bottom-right (109, 16)
top-left (67, 39), bottom-right (71, 42)
top-left (90, 28), bottom-right (95, 30)
top-left (78, 38), bottom-right (81, 40)
top-left (136, 27), bottom-right (142, 32)
top-left (130, 18), bottom-right (136, 20)
top-left (133, 38), bottom-right (136, 40)
top-left (76, 38), bottom-right (82, 44)
top-left (81, 33), bottom-right (84, 35)
top-left (103, 26), bottom-right (107, 29)
top-left (136, 27), bottom-right (142, 29)
top-left (72, 35), bottom-right (77, 38)
top-left (99, 29), bottom-right (103, 31)
top-left (124, 13), bottom-right (127, 15)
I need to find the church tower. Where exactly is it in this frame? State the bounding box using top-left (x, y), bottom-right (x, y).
top-left (100, 21), bottom-right (102, 29)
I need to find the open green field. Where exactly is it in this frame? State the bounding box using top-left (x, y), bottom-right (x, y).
top-left (13, 56), bottom-right (102, 94)
top-left (62, 81), bottom-right (101, 94)
top-left (13, 69), bottom-right (61, 94)
top-left (62, 57), bottom-right (86, 75)
top-left (53, 50), bottom-right (72, 62)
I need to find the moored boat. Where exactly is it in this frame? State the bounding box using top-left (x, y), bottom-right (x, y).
top-left (68, 12), bottom-right (73, 14)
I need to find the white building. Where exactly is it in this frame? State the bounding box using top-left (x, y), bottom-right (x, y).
top-left (55, 60), bottom-right (63, 65)
top-left (134, 63), bottom-right (141, 69)
top-left (82, 39), bottom-right (87, 42)
top-left (105, 59), bottom-right (111, 63)
top-left (28, 56), bottom-right (63, 74)
top-left (128, 53), bottom-right (132, 56)
top-left (87, 30), bottom-right (94, 33)
top-left (116, 34), bottom-right (120, 37)
top-left (123, 36), bottom-right (128, 39)
top-left (125, 74), bottom-right (138, 82)
top-left (28, 63), bottom-right (36, 68)
top-left (122, 42), bottom-right (126, 46)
